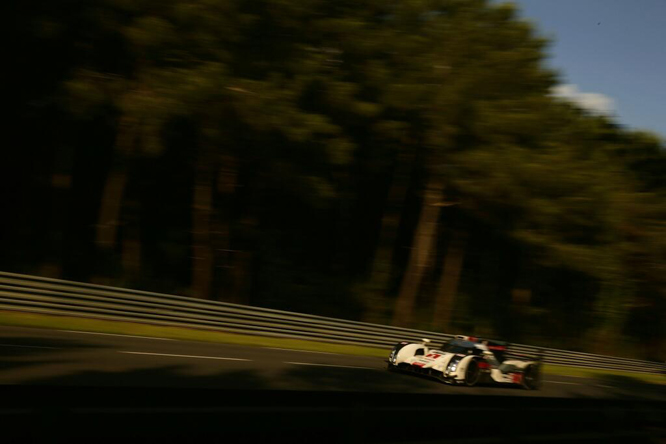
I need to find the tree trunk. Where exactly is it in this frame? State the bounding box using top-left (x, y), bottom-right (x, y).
top-left (211, 154), bottom-right (241, 301)
top-left (121, 225), bottom-right (142, 279)
top-left (120, 197), bottom-right (142, 282)
top-left (363, 151), bottom-right (416, 323)
top-left (392, 181), bottom-right (443, 327)
top-left (432, 229), bottom-right (467, 330)
top-left (589, 279), bottom-right (628, 355)
top-left (96, 170), bottom-right (128, 248)
top-left (229, 250), bottom-right (251, 304)
top-left (191, 158), bottom-right (214, 299)
top-left (95, 115), bottom-right (136, 249)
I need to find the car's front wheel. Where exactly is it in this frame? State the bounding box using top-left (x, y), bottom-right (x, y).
top-left (521, 364), bottom-right (541, 390)
top-left (464, 360), bottom-right (480, 387)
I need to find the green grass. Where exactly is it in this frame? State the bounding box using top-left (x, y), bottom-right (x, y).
top-left (0, 310), bottom-right (387, 357)
top-left (543, 364), bottom-right (665, 385)
top-left (2, 310), bottom-right (664, 384)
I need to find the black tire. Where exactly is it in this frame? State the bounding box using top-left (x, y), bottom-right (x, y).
top-left (464, 360), bottom-right (480, 387)
top-left (387, 362), bottom-right (396, 372)
top-left (521, 364), bottom-right (541, 390)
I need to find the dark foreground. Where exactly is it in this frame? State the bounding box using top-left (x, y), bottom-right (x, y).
top-left (2, 385), bottom-right (665, 443)
top-left (1, 325), bottom-right (665, 442)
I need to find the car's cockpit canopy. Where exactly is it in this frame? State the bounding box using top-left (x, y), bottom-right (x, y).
top-left (440, 339), bottom-right (483, 355)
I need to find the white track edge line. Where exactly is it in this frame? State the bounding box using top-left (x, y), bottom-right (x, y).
top-left (59, 330), bottom-right (176, 341)
top-left (264, 347), bottom-right (338, 355)
top-left (285, 361), bottom-right (375, 370)
top-left (118, 351), bottom-right (249, 361)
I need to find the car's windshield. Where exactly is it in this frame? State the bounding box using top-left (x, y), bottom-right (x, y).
top-left (441, 340), bottom-right (479, 355)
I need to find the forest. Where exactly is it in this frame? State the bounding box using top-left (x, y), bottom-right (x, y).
top-left (7, 0), bottom-right (666, 360)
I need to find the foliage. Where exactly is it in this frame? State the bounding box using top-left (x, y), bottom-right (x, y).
top-left (8, 0), bottom-right (665, 359)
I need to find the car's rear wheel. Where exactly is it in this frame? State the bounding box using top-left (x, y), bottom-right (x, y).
top-left (464, 360), bottom-right (480, 387)
top-left (521, 364), bottom-right (541, 390)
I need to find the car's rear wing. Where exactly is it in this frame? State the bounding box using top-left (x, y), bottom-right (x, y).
top-left (504, 347), bottom-right (545, 364)
top-left (454, 335), bottom-right (544, 363)
top-left (456, 335), bottom-right (509, 351)
top-left (454, 335), bottom-right (509, 361)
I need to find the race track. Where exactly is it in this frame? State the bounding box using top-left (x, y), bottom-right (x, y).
top-left (1, 325), bottom-right (663, 400)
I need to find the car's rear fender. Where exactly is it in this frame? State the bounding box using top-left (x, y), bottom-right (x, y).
top-left (501, 359), bottom-right (535, 369)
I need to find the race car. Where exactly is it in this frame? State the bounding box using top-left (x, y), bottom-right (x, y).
top-left (387, 335), bottom-right (542, 389)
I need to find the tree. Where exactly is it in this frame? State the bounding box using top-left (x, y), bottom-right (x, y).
top-left (390, 1), bottom-right (556, 326)
top-left (12, 0), bottom-right (666, 358)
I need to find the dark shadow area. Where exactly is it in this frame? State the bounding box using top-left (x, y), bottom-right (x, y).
top-left (7, 360), bottom-right (456, 393)
top-left (0, 336), bottom-right (112, 373)
top-left (20, 365), bottom-right (272, 390)
top-left (276, 365), bottom-right (450, 392)
top-left (595, 373), bottom-right (666, 390)
top-left (1, 382), bottom-right (664, 444)
top-left (1, 354), bottom-right (575, 397)
top-left (589, 374), bottom-right (666, 402)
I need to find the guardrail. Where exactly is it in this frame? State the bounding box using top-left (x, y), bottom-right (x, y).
top-left (0, 271), bottom-right (664, 375)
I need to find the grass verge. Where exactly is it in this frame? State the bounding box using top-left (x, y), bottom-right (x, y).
top-left (0, 310), bottom-right (387, 357)
top-left (543, 364), bottom-right (665, 385)
top-left (1, 310), bottom-right (664, 384)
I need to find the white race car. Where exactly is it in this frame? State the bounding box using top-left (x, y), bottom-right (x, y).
top-left (387, 335), bottom-right (541, 389)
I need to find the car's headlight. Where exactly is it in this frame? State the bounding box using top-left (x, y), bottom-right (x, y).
top-left (449, 363), bottom-right (457, 371)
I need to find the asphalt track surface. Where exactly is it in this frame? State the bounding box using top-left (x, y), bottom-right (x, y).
top-left (1, 325), bottom-right (664, 400)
